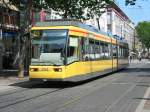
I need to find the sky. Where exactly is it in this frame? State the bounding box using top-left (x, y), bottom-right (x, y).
top-left (116, 0), bottom-right (150, 25)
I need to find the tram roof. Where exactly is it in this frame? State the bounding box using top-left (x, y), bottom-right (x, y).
top-left (35, 20), bottom-right (113, 38)
top-left (34, 20), bottom-right (128, 44)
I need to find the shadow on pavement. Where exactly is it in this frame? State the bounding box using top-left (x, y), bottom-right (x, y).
top-left (121, 68), bottom-right (150, 74)
top-left (10, 72), bottom-right (112, 89)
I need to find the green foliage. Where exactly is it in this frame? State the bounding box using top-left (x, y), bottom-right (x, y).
top-left (10, 0), bottom-right (113, 20)
top-left (9, 0), bottom-right (47, 9)
top-left (136, 21), bottom-right (150, 49)
top-left (45, 0), bottom-right (85, 19)
top-left (9, 0), bottom-right (20, 7)
top-left (125, 0), bottom-right (136, 6)
top-left (45, 0), bottom-right (114, 19)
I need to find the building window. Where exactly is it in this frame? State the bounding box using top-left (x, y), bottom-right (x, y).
top-left (107, 24), bottom-right (112, 33)
top-left (107, 12), bottom-right (112, 24)
top-left (107, 12), bottom-right (112, 33)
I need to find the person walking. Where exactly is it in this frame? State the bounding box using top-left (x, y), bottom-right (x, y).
top-left (129, 54), bottom-right (132, 63)
top-left (138, 53), bottom-right (142, 61)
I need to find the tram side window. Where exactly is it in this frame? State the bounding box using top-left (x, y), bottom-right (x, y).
top-left (89, 39), bottom-right (95, 60)
top-left (123, 47), bottom-right (128, 58)
top-left (122, 47), bottom-right (124, 58)
top-left (101, 42), bottom-right (105, 59)
top-left (112, 44), bottom-right (117, 59)
top-left (123, 47), bottom-right (125, 58)
top-left (119, 45), bottom-right (129, 58)
top-left (95, 41), bottom-right (101, 60)
top-left (119, 46), bottom-right (122, 58)
top-left (81, 38), bottom-right (90, 61)
top-left (121, 46), bottom-right (125, 58)
top-left (119, 46), bottom-right (124, 58)
top-left (104, 44), bottom-right (109, 59)
top-left (67, 36), bottom-right (79, 64)
top-left (101, 43), bottom-right (111, 59)
top-left (99, 42), bottom-right (103, 59)
top-left (108, 44), bottom-right (111, 59)
top-left (118, 46), bottom-right (122, 58)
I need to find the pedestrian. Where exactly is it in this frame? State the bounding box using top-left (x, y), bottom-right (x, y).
top-left (138, 53), bottom-right (142, 61)
top-left (129, 54), bottom-right (132, 63)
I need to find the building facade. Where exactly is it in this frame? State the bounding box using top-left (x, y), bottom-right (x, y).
top-left (107, 3), bottom-right (135, 51)
top-left (0, 0), bottom-right (20, 70)
top-left (85, 2), bottom-right (135, 51)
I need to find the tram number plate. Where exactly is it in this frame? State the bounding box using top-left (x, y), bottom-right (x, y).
top-left (41, 68), bottom-right (48, 71)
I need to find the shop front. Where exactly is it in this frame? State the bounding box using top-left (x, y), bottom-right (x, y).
top-left (0, 1), bottom-right (20, 71)
top-left (1, 30), bottom-right (18, 70)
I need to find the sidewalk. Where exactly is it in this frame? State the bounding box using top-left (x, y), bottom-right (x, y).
top-left (0, 70), bottom-right (29, 84)
top-left (135, 88), bottom-right (150, 112)
top-left (133, 59), bottom-right (150, 112)
top-left (0, 70), bottom-right (29, 93)
top-left (130, 59), bottom-right (150, 64)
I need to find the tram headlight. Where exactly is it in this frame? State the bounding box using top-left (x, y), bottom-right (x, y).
top-left (53, 68), bottom-right (62, 72)
top-left (30, 68), bottom-right (38, 71)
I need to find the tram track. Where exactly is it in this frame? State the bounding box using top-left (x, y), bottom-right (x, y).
top-left (0, 87), bottom-right (65, 109)
top-left (0, 81), bottom-right (82, 110)
top-left (0, 80), bottom-right (73, 97)
top-left (0, 81), bottom-right (43, 97)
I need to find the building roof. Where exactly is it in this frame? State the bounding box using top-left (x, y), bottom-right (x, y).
top-left (107, 2), bottom-right (131, 22)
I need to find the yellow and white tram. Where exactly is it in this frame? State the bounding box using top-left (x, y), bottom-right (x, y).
top-left (29, 20), bottom-right (129, 81)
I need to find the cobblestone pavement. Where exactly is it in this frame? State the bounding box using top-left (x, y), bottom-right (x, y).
top-left (0, 71), bottom-right (28, 93)
top-left (132, 59), bottom-right (150, 112)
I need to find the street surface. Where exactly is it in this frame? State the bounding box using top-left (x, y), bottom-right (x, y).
top-left (0, 59), bottom-right (150, 112)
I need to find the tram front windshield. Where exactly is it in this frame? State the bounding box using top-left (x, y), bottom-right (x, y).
top-left (31, 29), bottom-right (67, 66)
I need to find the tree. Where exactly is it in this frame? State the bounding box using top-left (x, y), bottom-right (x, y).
top-left (125, 0), bottom-right (136, 6)
top-left (10, 0), bottom-right (114, 20)
top-left (5, 0), bottom-right (33, 77)
top-left (45, 0), bottom-right (113, 20)
top-left (136, 21), bottom-right (150, 52)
